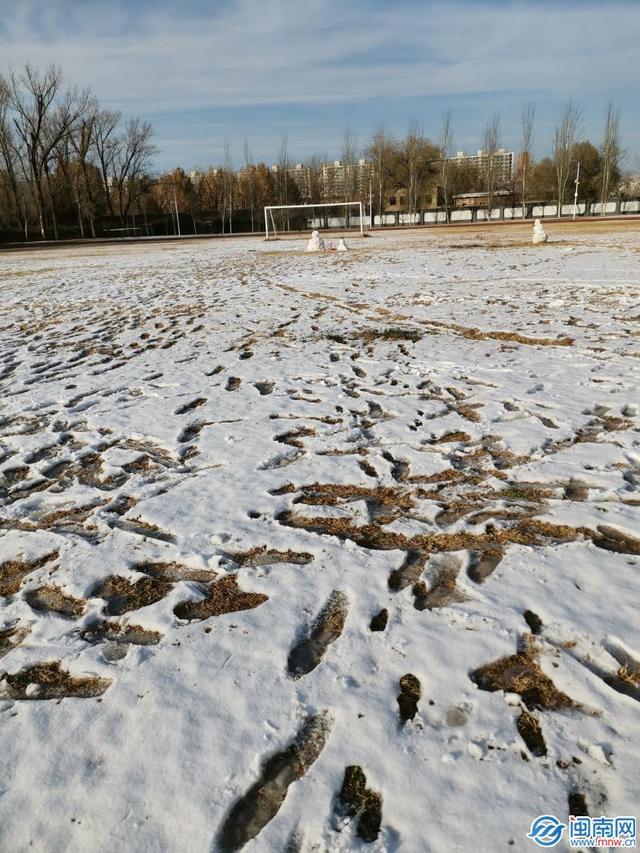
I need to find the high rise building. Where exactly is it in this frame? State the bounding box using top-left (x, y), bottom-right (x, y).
top-left (449, 149), bottom-right (514, 184)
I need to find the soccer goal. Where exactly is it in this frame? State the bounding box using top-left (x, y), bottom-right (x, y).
top-left (264, 202), bottom-right (365, 239)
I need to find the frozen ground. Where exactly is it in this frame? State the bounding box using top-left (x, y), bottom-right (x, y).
top-left (0, 225), bottom-right (639, 852)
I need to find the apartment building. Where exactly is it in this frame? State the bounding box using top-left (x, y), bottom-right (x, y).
top-left (320, 159), bottom-right (373, 199)
top-left (267, 159), bottom-right (373, 202)
top-left (449, 149), bottom-right (514, 184)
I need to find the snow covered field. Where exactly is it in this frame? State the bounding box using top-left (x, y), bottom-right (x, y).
top-left (0, 225), bottom-right (639, 852)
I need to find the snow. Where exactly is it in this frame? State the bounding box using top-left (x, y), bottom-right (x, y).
top-left (0, 226), bottom-right (639, 852)
top-left (532, 219), bottom-right (548, 245)
top-left (306, 230), bottom-right (325, 252)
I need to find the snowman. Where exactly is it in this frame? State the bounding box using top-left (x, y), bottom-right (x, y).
top-left (305, 230), bottom-right (325, 252)
top-left (532, 219), bottom-right (548, 244)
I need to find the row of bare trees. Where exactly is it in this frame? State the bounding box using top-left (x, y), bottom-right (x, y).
top-left (0, 62), bottom-right (631, 240)
top-left (0, 63), bottom-right (155, 240)
top-left (361, 100), bottom-right (625, 224)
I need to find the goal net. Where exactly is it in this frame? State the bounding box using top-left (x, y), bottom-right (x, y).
top-left (264, 202), bottom-right (365, 239)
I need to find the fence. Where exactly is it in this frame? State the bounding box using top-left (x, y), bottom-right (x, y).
top-left (305, 198), bottom-right (640, 229)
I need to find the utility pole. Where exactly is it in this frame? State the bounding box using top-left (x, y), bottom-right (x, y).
top-left (572, 161), bottom-right (581, 220)
top-left (369, 177), bottom-right (373, 231)
top-left (173, 185), bottom-right (181, 236)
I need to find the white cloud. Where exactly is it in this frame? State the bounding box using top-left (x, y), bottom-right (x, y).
top-left (0, 0), bottom-right (638, 113)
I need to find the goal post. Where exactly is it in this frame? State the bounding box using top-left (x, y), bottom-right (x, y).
top-left (264, 201), bottom-right (365, 239)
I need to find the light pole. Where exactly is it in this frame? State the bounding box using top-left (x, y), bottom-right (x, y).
top-left (572, 161), bottom-right (581, 220)
top-left (173, 185), bottom-right (181, 236)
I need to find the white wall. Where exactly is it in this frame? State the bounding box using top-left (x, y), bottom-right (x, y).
top-left (399, 212), bottom-right (421, 225)
top-left (316, 198), bottom-right (638, 230)
top-left (503, 207), bottom-right (524, 219)
top-left (560, 203), bottom-right (587, 216)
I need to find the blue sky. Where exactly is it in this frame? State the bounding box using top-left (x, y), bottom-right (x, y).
top-left (1, 0), bottom-right (638, 172)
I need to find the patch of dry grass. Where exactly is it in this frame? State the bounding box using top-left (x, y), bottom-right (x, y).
top-left (617, 664), bottom-right (640, 688)
top-left (173, 574), bottom-right (268, 621)
top-left (2, 661), bottom-right (111, 700)
top-left (1, 465), bottom-right (30, 484)
top-left (81, 620), bottom-right (162, 646)
top-left (470, 650), bottom-right (575, 711)
top-left (594, 524), bottom-right (640, 555)
top-left (133, 561), bottom-right (217, 583)
top-left (424, 319), bottom-right (574, 347)
top-left (93, 574), bottom-right (174, 615)
top-left (25, 585), bottom-right (86, 618)
top-left (0, 624), bottom-right (30, 659)
top-left (335, 765), bottom-right (383, 843)
top-left (397, 673), bottom-right (421, 722)
top-left (277, 507), bottom-right (593, 553)
top-left (224, 546), bottom-right (314, 568)
top-left (286, 482), bottom-right (417, 513)
top-left (517, 709), bottom-right (547, 756)
top-left (500, 483), bottom-right (555, 503)
top-left (275, 427), bottom-right (317, 448)
top-left (359, 326), bottom-right (422, 343)
top-left (455, 403), bottom-right (483, 423)
top-left (428, 431), bottom-right (472, 444)
top-left (0, 551), bottom-right (59, 596)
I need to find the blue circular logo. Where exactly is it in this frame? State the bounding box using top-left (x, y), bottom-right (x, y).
top-left (527, 815), bottom-right (567, 847)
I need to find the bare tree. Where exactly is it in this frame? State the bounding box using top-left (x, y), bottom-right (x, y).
top-left (481, 114), bottom-right (502, 216)
top-left (385, 125), bottom-right (437, 218)
top-left (520, 103), bottom-right (535, 218)
top-left (4, 64), bottom-right (62, 239)
top-left (0, 62), bottom-right (159, 241)
top-left (305, 155), bottom-right (324, 204)
top-left (0, 77), bottom-right (30, 238)
top-left (197, 166), bottom-right (225, 231)
top-left (66, 95), bottom-right (99, 237)
top-left (439, 111), bottom-right (454, 221)
top-left (112, 118), bottom-right (156, 222)
top-left (341, 127), bottom-right (359, 202)
top-left (365, 123), bottom-right (392, 226)
top-left (5, 62), bottom-right (627, 242)
top-left (275, 132), bottom-right (297, 229)
top-left (92, 109), bottom-right (121, 217)
top-left (243, 138), bottom-right (255, 232)
top-left (405, 120), bottom-right (424, 216)
top-left (553, 101), bottom-right (581, 214)
top-left (222, 140), bottom-right (235, 233)
top-left (5, 64), bottom-right (89, 238)
top-left (599, 101), bottom-right (622, 212)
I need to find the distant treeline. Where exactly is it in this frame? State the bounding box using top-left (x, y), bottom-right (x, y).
top-left (0, 63), bottom-right (630, 241)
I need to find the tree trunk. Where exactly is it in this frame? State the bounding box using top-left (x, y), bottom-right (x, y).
top-left (44, 169), bottom-right (59, 239)
top-left (75, 184), bottom-right (85, 238)
top-left (35, 179), bottom-right (47, 240)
